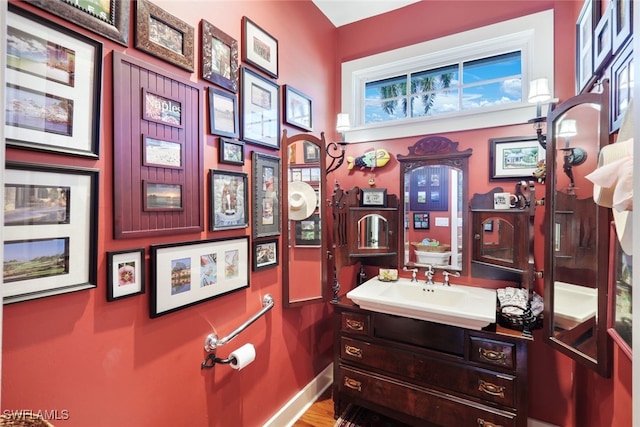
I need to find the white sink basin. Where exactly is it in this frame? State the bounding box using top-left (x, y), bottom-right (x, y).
top-left (346, 277), bottom-right (496, 330)
top-left (553, 281), bottom-right (597, 330)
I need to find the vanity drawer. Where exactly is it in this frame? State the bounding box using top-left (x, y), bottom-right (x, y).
top-left (340, 311), bottom-right (371, 336)
top-left (469, 336), bottom-right (517, 371)
top-left (340, 336), bottom-right (517, 407)
top-left (337, 365), bottom-right (518, 427)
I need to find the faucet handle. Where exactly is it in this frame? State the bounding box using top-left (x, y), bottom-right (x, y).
top-left (442, 270), bottom-right (460, 286)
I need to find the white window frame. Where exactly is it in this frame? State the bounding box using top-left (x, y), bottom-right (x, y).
top-left (341, 9), bottom-right (554, 142)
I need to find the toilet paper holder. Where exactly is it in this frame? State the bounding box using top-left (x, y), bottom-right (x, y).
top-left (201, 353), bottom-right (235, 369)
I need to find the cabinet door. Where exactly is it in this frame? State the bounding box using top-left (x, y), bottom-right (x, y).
top-left (472, 210), bottom-right (528, 271)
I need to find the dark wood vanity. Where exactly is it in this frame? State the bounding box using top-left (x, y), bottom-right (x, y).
top-left (333, 302), bottom-right (529, 427)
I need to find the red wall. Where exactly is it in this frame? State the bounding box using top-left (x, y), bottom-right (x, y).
top-left (333, 2), bottom-right (631, 427)
top-left (2, 1), bottom-right (336, 426)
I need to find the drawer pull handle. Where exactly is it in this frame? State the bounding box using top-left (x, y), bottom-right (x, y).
top-left (344, 376), bottom-right (362, 392)
top-left (345, 319), bottom-right (364, 331)
top-left (478, 347), bottom-right (507, 364)
top-left (345, 345), bottom-right (363, 358)
top-left (478, 380), bottom-right (505, 398)
top-left (477, 418), bottom-right (503, 427)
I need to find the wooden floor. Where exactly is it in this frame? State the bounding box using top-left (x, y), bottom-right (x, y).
top-left (292, 387), bottom-right (336, 427)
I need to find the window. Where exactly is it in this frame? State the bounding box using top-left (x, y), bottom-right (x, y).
top-left (342, 10), bottom-right (554, 142)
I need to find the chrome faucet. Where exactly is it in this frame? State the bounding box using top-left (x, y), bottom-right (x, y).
top-left (442, 270), bottom-right (460, 286)
top-left (403, 266), bottom-right (418, 282)
top-left (423, 265), bottom-right (435, 291)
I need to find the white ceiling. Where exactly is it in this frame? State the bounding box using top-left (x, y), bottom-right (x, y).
top-left (312, 0), bottom-right (421, 27)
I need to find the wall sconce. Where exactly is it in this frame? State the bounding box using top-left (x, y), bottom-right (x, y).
top-left (326, 113), bottom-right (350, 173)
top-left (527, 78), bottom-right (552, 149)
top-left (557, 119), bottom-right (587, 193)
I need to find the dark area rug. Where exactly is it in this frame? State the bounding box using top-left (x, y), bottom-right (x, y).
top-left (334, 404), bottom-right (411, 427)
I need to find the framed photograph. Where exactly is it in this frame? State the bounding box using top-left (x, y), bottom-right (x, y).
top-left (284, 85), bottom-right (313, 131)
top-left (303, 141), bottom-right (321, 164)
top-left (360, 188), bottom-right (388, 207)
top-left (219, 138), bottom-right (245, 166)
top-left (3, 162), bottom-right (98, 304)
top-left (107, 248), bottom-right (145, 301)
top-left (576, 0), bottom-right (598, 94)
top-left (209, 170), bottom-right (249, 231)
top-left (253, 239), bottom-right (279, 271)
top-left (150, 236), bottom-right (249, 317)
top-left (612, 0), bottom-right (632, 54)
top-left (143, 182), bottom-right (183, 212)
top-left (142, 88), bottom-right (183, 128)
top-left (242, 16), bottom-right (278, 78)
top-left (413, 212), bottom-right (430, 230)
top-left (409, 166), bottom-right (449, 211)
top-left (295, 213), bottom-right (321, 247)
top-left (252, 152), bottom-right (281, 238)
top-left (24, 0), bottom-right (129, 46)
top-left (6, 5), bottom-right (102, 158)
top-left (142, 135), bottom-right (183, 169)
top-left (610, 40), bottom-right (633, 133)
top-left (593, 4), bottom-right (612, 75)
top-left (201, 19), bottom-right (238, 93)
top-left (208, 87), bottom-right (239, 138)
top-left (241, 67), bottom-right (280, 149)
top-left (608, 222), bottom-right (632, 359)
top-left (483, 220), bottom-right (494, 232)
top-left (489, 135), bottom-right (544, 181)
top-left (135, 0), bottom-right (194, 72)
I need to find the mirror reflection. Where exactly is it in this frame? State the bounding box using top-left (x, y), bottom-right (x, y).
top-left (358, 214), bottom-right (389, 249)
top-left (480, 217), bottom-right (514, 264)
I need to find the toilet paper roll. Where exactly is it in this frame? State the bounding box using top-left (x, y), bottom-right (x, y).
top-left (229, 343), bottom-right (256, 370)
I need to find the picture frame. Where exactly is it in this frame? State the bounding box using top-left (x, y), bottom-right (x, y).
top-left (295, 213), bottom-right (321, 247)
top-left (242, 16), bottom-right (278, 79)
top-left (142, 88), bottom-right (184, 129)
top-left (303, 141), bottom-right (321, 164)
top-left (284, 85), bottom-right (313, 131)
top-left (489, 135), bottom-right (544, 181)
top-left (612, 0), bottom-right (632, 54)
top-left (143, 182), bottom-right (183, 212)
top-left (252, 238), bottom-right (279, 271)
top-left (241, 67), bottom-right (281, 149)
top-left (201, 19), bottom-right (239, 92)
top-left (610, 39), bottom-right (633, 133)
top-left (409, 166), bottom-right (449, 211)
top-left (252, 152), bottom-right (281, 238)
top-left (107, 248), bottom-right (145, 301)
top-left (483, 220), bottom-right (494, 232)
top-left (413, 212), bottom-right (430, 230)
top-left (208, 87), bottom-right (239, 138)
top-left (360, 188), bottom-right (388, 207)
top-left (219, 138), bottom-right (245, 166)
top-left (142, 134), bottom-right (183, 169)
top-left (135, 0), bottom-right (194, 72)
top-left (209, 170), bottom-right (249, 231)
top-left (608, 222), bottom-right (632, 359)
top-left (576, 0), bottom-right (598, 94)
top-left (593, 4), bottom-right (612, 75)
top-left (150, 236), bottom-right (249, 317)
top-left (6, 5), bottom-right (103, 158)
top-left (3, 162), bottom-right (98, 304)
top-left (24, 0), bottom-right (129, 46)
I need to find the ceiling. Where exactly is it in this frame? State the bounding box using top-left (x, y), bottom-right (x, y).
top-left (312, 0), bottom-right (421, 27)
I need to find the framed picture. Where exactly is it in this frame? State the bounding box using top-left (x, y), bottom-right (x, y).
top-left (142, 88), bottom-right (184, 129)
top-left (489, 135), bottom-right (544, 181)
top-left (295, 213), bottom-right (321, 247)
top-left (3, 162), bottom-right (98, 304)
top-left (142, 134), bottom-right (183, 169)
top-left (150, 236), bottom-right (249, 317)
top-left (209, 170), bottom-right (249, 231)
top-left (483, 220), bottom-right (494, 232)
top-left (610, 40), bottom-right (633, 133)
top-left (24, 0), bottom-right (129, 46)
top-left (593, 4), bottom-right (612, 75)
top-left (219, 138), bottom-right (245, 166)
top-left (303, 141), bottom-right (321, 164)
top-left (252, 152), bottom-right (281, 238)
top-left (135, 0), bottom-right (194, 72)
top-left (6, 5), bottom-right (103, 158)
top-left (608, 222), bottom-right (632, 359)
top-left (143, 182), bottom-right (183, 212)
top-left (241, 67), bottom-right (280, 149)
top-left (201, 19), bottom-right (238, 92)
top-left (576, 0), bottom-right (598, 94)
top-left (360, 188), bottom-right (388, 207)
top-left (284, 85), bottom-right (313, 131)
top-left (612, 0), bottom-right (632, 54)
top-left (208, 87), bottom-right (239, 138)
top-left (253, 239), bottom-right (279, 271)
top-left (107, 248), bottom-right (145, 301)
top-left (409, 166), bottom-right (449, 211)
top-left (242, 16), bottom-right (278, 78)
top-left (413, 212), bottom-right (430, 230)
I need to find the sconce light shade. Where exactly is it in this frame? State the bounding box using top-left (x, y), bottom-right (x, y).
top-left (557, 119), bottom-right (578, 138)
top-left (336, 113), bottom-right (351, 133)
top-left (527, 78), bottom-right (552, 104)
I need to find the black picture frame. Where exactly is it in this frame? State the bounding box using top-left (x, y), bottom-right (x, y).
top-left (360, 188), bottom-right (388, 207)
top-left (612, 0), bottom-right (633, 54)
top-left (252, 238), bottom-right (279, 271)
top-left (489, 135), bottom-right (543, 181)
top-left (209, 169), bottom-right (249, 231)
top-left (6, 5), bottom-right (103, 158)
top-left (610, 40), bottom-right (633, 133)
top-left (209, 87), bottom-right (239, 138)
top-left (303, 141), bottom-right (320, 163)
top-left (107, 248), bottom-right (146, 301)
top-left (241, 67), bottom-right (280, 149)
top-left (295, 213), bottom-right (321, 247)
top-left (242, 16), bottom-right (278, 79)
top-left (252, 152), bottom-right (281, 238)
top-left (576, 0), bottom-right (600, 94)
top-left (413, 212), bottom-right (430, 230)
top-left (284, 85), bottom-right (313, 131)
top-left (219, 138), bottom-right (245, 166)
top-left (201, 19), bottom-right (238, 93)
top-left (593, 3), bottom-right (613, 75)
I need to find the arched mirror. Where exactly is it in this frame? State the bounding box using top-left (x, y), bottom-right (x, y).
top-left (281, 130), bottom-right (327, 307)
top-left (544, 81), bottom-right (611, 377)
top-left (397, 136), bottom-right (471, 274)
